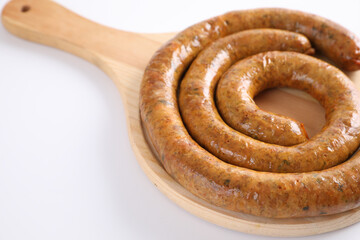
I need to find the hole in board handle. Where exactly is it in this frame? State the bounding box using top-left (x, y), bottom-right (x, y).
top-left (21, 5), bottom-right (30, 12)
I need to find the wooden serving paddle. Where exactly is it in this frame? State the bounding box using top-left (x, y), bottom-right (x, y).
top-left (3, 0), bottom-right (360, 236)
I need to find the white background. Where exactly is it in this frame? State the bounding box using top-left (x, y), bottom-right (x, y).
top-left (1, 0), bottom-right (360, 239)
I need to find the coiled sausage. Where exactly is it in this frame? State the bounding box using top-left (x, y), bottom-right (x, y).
top-left (140, 8), bottom-right (360, 218)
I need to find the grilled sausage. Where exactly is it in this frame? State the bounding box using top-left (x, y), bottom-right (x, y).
top-left (179, 32), bottom-right (360, 172)
top-left (140, 8), bottom-right (360, 218)
top-left (222, 8), bottom-right (360, 71)
top-left (180, 29), bottom-right (311, 147)
top-left (211, 51), bottom-right (360, 171)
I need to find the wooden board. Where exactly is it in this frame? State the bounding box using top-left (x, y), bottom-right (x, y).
top-left (2, 0), bottom-right (360, 237)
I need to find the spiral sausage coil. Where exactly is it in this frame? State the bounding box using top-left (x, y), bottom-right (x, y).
top-left (140, 8), bottom-right (360, 218)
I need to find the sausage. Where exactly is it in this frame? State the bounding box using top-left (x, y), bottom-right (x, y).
top-left (222, 8), bottom-right (360, 71)
top-left (179, 30), bottom-right (360, 172)
top-left (181, 29), bottom-right (311, 147)
top-left (210, 51), bottom-right (360, 171)
top-left (216, 69), bottom-right (309, 146)
top-left (217, 100), bottom-right (309, 146)
top-left (217, 95), bottom-right (309, 146)
top-left (140, 8), bottom-right (360, 218)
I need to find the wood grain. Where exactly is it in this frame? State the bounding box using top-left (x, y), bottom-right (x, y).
top-left (2, 0), bottom-right (360, 237)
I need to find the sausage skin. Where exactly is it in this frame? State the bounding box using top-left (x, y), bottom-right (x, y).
top-left (140, 8), bottom-right (360, 218)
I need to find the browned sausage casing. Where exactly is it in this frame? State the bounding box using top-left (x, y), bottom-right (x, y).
top-left (140, 8), bottom-right (360, 218)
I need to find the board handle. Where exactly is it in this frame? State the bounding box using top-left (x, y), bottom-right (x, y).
top-left (1, 0), bottom-right (162, 78)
